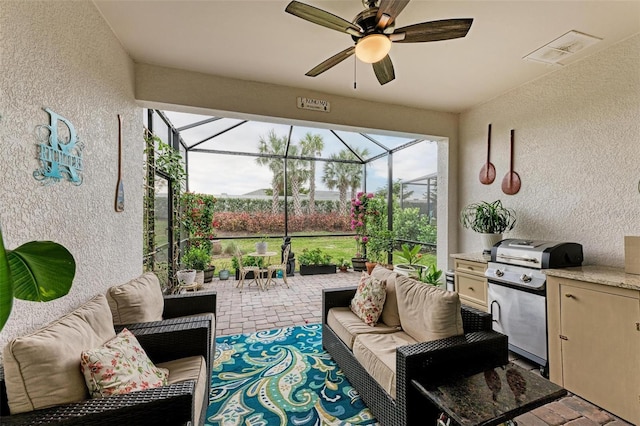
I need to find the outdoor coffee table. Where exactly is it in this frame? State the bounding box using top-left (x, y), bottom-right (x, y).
top-left (411, 362), bottom-right (566, 426)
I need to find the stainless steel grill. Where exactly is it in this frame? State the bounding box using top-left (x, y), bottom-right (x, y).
top-left (485, 239), bottom-right (583, 375)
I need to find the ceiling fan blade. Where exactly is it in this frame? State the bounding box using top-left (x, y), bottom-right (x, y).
top-left (391, 18), bottom-right (473, 43)
top-left (305, 46), bottom-right (356, 77)
top-left (285, 1), bottom-right (362, 37)
top-left (376, 0), bottom-right (410, 30)
top-left (372, 55), bottom-right (395, 85)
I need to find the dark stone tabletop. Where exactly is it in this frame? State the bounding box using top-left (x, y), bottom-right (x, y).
top-left (412, 362), bottom-right (566, 426)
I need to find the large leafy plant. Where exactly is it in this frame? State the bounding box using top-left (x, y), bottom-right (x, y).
top-left (298, 248), bottom-right (333, 266)
top-left (180, 245), bottom-right (211, 271)
top-left (395, 243), bottom-right (425, 266)
top-left (0, 228), bottom-right (76, 331)
top-left (460, 200), bottom-right (516, 234)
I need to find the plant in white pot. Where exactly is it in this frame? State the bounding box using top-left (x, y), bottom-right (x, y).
top-left (393, 243), bottom-right (426, 277)
top-left (255, 235), bottom-right (268, 254)
top-left (460, 200), bottom-right (516, 253)
top-left (180, 245), bottom-right (211, 287)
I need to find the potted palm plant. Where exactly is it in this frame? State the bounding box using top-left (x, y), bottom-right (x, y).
top-left (460, 200), bottom-right (516, 253)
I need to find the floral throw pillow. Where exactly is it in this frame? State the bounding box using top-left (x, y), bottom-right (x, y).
top-left (350, 272), bottom-right (387, 326)
top-left (80, 328), bottom-right (169, 398)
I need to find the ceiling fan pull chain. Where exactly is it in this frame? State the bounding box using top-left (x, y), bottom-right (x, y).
top-left (353, 56), bottom-right (357, 90)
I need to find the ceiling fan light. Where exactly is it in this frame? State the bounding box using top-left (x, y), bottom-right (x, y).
top-left (355, 34), bottom-right (391, 63)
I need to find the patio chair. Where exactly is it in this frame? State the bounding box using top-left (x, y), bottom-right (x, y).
top-left (265, 244), bottom-right (290, 289)
top-left (235, 250), bottom-right (262, 292)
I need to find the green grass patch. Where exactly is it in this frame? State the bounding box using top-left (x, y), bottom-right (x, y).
top-left (208, 236), bottom-right (436, 273)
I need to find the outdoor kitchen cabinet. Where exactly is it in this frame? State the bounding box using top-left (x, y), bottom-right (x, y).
top-left (454, 258), bottom-right (488, 312)
top-left (547, 273), bottom-right (640, 425)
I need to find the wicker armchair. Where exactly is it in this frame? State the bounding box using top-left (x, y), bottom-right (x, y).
top-left (322, 286), bottom-right (509, 426)
top-left (0, 320), bottom-right (212, 425)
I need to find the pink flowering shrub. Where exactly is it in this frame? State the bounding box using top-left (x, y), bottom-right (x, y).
top-left (350, 192), bottom-right (379, 257)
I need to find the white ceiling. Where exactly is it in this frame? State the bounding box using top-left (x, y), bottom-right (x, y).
top-left (94, 0), bottom-right (640, 113)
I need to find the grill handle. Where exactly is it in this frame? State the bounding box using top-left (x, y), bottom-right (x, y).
top-left (490, 300), bottom-right (500, 323)
top-left (496, 254), bottom-right (540, 264)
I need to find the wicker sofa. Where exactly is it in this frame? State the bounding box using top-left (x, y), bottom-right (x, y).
top-left (0, 292), bottom-right (214, 426)
top-left (322, 266), bottom-right (509, 426)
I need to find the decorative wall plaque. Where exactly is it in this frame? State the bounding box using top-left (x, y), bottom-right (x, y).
top-left (33, 108), bottom-right (84, 185)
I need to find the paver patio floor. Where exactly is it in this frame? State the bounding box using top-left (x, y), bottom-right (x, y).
top-left (201, 271), bottom-right (631, 426)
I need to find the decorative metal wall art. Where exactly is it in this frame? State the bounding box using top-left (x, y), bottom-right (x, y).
top-left (33, 108), bottom-right (84, 185)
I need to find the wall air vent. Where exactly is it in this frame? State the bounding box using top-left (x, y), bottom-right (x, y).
top-left (524, 30), bottom-right (602, 65)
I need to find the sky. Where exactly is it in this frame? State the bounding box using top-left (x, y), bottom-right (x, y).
top-left (160, 111), bottom-right (438, 197)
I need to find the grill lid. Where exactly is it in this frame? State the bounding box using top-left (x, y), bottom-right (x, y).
top-left (490, 239), bottom-right (583, 269)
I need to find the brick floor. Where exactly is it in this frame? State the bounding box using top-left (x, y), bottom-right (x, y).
top-left (199, 271), bottom-right (632, 426)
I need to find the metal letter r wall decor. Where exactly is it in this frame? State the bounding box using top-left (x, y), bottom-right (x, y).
top-left (33, 108), bottom-right (84, 186)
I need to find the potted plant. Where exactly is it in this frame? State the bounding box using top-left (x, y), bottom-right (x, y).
top-left (350, 192), bottom-right (378, 271)
top-left (203, 263), bottom-right (216, 283)
top-left (367, 229), bottom-right (394, 271)
top-left (181, 245), bottom-right (211, 286)
top-left (394, 243), bottom-right (426, 276)
top-left (460, 200), bottom-right (516, 253)
top-left (218, 262), bottom-right (230, 280)
top-left (417, 264), bottom-right (444, 287)
top-left (298, 248), bottom-right (336, 275)
top-left (255, 235), bottom-right (268, 254)
top-left (337, 257), bottom-right (350, 272)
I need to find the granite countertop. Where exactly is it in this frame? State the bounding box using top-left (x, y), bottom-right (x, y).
top-left (451, 252), bottom-right (491, 264)
top-left (545, 265), bottom-right (640, 291)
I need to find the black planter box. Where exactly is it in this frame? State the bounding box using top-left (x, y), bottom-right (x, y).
top-left (299, 264), bottom-right (337, 276)
top-left (234, 269), bottom-right (268, 280)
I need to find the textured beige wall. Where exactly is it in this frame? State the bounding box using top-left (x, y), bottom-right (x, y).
top-left (458, 35), bottom-right (640, 266)
top-left (0, 2), bottom-right (141, 351)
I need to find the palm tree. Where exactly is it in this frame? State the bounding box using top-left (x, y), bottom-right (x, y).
top-left (348, 147), bottom-right (369, 201)
top-left (286, 144), bottom-right (310, 216)
top-left (256, 129), bottom-right (286, 214)
top-left (322, 149), bottom-right (365, 214)
top-left (299, 132), bottom-right (324, 214)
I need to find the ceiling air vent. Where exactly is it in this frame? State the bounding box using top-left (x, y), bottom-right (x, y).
top-left (524, 30), bottom-right (602, 65)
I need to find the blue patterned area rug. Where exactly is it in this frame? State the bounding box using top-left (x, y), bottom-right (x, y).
top-left (206, 324), bottom-right (379, 426)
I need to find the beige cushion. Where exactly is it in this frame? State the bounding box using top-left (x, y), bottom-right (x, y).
top-left (350, 273), bottom-right (387, 326)
top-left (80, 328), bottom-right (169, 398)
top-left (158, 356), bottom-right (207, 426)
top-left (371, 265), bottom-right (401, 327)
top-left (352, 331), bottom-right (418, 399)
top-left (3, 295), bottom-right (116, 414)
top-left (107, 272), bottom-right (164, 325)
top-left (395, 275), bottom-right (464, 342)
top-left (327, 307), bottom-right (399, 349)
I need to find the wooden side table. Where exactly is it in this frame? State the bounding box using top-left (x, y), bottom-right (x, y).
top-left (411, 363), bottom-right (566, 426)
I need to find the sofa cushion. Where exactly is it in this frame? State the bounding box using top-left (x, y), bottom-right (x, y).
top-left (371, 265), bottom-right (401, 327)
top-left (3, 294), bottom-right (116, 414)
top-left (158, 355), bottom-right (207, 426)
top-left (80, 328), bottom-right (169, 398)
top-left (107, 272), bottom-right (164, 325)
top-left (327, 307), bottom-right (400, 349)
top-left (350, 273), bottom-right (387, 326)
top-left (395, 275), bottom-right (464, 343)
top-left (352, 331), bottom-right (419, 399)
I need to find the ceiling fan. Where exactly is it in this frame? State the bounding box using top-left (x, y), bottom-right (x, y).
top-left (285, 0), bottom-right (473, 85)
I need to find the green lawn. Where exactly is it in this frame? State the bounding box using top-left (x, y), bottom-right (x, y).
top-left (208, 236), bottom-right (436, 274)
